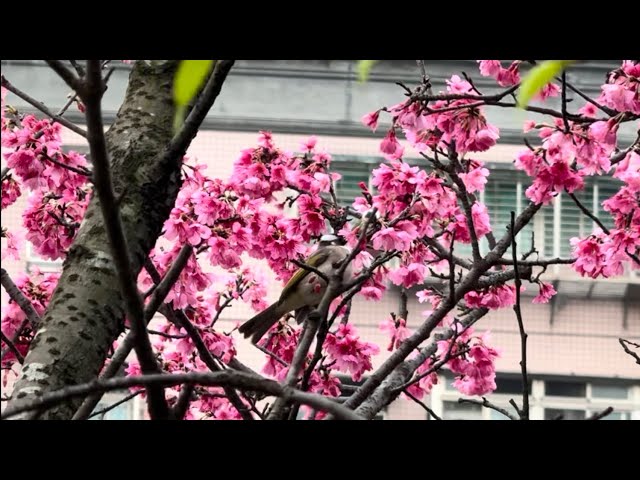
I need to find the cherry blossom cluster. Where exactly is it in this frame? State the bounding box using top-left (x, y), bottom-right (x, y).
top-left (1, 104), bottom-right (91, 260)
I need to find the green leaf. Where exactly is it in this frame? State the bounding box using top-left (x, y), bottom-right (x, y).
top-left (517, 60), bottom-right (575, 108)
top-left (356, 60), bottom-right (379, 83)
top-left (172, 60), bottom-right (215, 132)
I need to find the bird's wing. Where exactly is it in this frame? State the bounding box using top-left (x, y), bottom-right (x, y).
top-left (279, 248), bottom-right (330, 302)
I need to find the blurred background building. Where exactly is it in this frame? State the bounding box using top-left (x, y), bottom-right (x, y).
top-left (1, 60), bottom-right (639, 420)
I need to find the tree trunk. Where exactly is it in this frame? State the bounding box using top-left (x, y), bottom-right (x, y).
top-left (7, 61), bottom-right (187, 419)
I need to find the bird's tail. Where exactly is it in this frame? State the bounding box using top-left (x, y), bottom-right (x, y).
top-left (238, 302), bottom-right (284, 344)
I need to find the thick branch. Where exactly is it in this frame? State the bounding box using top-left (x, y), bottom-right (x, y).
top-left (172, 384), bottom-right (195, 420)
top-left (44, 60), bottom-right (83, 93)
top-left (351, 308), bottom-right (488, 419)
top-left (161, 60), bottom-right (235, 167)
top-left (2, 370), bottom-right (364, 421)
top-left (338, 204), bottom-right (541, 418)
top-left (83, 60), bottom-right (168, 420)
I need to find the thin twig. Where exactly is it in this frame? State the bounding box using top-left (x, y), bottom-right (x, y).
top-left (0, 330), bottom-right (24, 364)
top-left (586, 406), bottom-right (614, 420)
top-left (291, 259), bottom-right (329, 283)
top-left (568, 192), bottom-right (610, 234)
top-left (560, 72), bottom-right (571, 133)
top-left (160, 60), bottom-right (235, 168)
top-left (254, 342), bottom-right (288, 367)
top-left (41, 152), bottom-right (92, 177)
top-left (511, 211), bottom-right (529, 420)
top-left (563, 81), bottom-right (616, 116)
top-left (619, 338), bottom-right (640, 365)
top-left (404, 390), bottom-right (441, 420)
top-left (1, 75), bottom-right (87, 138)
top-left (144, 245), bottom-right (193, 318)
top-left (1, 268), bottom-right (41, 328)
top-left (2, 370), bottom-right (364, 421)
top-left (87, 391), bottom-right (142, 419)
top-left (0, 317), bottom-right (29, 361)
top-left (44, 60), bottom-right (84, 92)
top-left (146, 329), bottom-right (188, 339)
top-left (458, 397), bottom-right (518, 420)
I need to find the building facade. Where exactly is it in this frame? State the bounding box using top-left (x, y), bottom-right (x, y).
top-left (1, 60), bottom-right (639, 420)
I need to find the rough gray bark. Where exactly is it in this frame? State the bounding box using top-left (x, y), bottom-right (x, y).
top-left (6, 61), bottom-right (187, 419)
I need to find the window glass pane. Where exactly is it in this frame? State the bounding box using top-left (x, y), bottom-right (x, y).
top-left (483, 169), bottom-right (533, 255)
top-left (545, 380), bottom-right (586, 397)
top-left (558, 184), bottom-right (595, 257)
top-left (544, 408), bottom-right (586, 420)
top-left (591, 383), bottom-right (629, 399)
top-left (495, 377), bottom-right (530, 395)
top-left (90, 402), bottom-right (132, 420)
top-left (484, 171), bottom-right (517, 242)
top-left (489, 408), bottom-right (513, 420)
top-left (442, 400), bottom-right (483, 420)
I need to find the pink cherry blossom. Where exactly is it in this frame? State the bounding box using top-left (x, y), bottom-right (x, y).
top-left (459, 165), bottom-right (489, 194)
top-left (379, 316), bottom-right (413, 351)
top-left (379, 129), bottom-right (404, 161)
top-left (405, 357), bottom-right (439, 400)
top-left (324, 323), bottom-right (379, 381)
top-left (362, 110), bottom-right (381, 132)
top-left (532, 282), bottom-right (557, 304)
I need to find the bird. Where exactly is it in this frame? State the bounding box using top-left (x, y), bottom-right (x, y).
top-left (238, 234), bottom-right (354, 344)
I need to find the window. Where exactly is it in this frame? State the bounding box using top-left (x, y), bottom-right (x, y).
top-left (481, 169), bottom-right (534, 254)
top-left (544, 408), bottom-right (586, 420)
top-left (545, 380), bottom-right (586, 398)
top-left (25, 241), bottom-right (63, 273)
top-left (331, 158), bottom-right (374, 206)
top-left (441, 400), bottom-right (483, 420)
top-left (591, 383), bottom-right (629, 400)
top-left (495, 376), bottom-right (530, 395)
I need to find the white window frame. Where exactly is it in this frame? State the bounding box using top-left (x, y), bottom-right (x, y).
top-left (429, 375), bottom-right (639, 420)
top-left (25, 241), bottom-right (63, 273)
